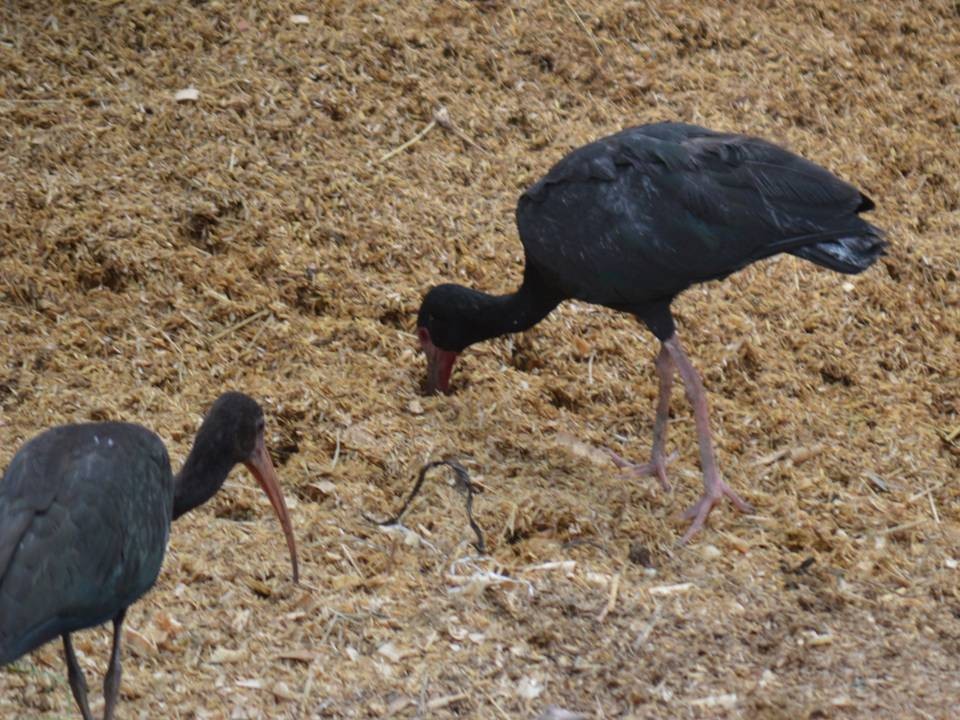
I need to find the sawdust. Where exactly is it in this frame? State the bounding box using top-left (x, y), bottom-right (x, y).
top-left (1, 0), bottom-right (958, 718)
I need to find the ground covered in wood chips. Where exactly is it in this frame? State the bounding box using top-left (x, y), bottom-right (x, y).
top-left (1, 1), bottom-right (958, 718)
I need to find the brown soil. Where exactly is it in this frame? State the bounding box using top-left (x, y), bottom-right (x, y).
top-left (1, 1), bottom-right (958, 718)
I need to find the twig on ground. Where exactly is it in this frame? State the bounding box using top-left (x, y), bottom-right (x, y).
top-left (597, 569), bottom-right (621, 622)
top-left (330, 429), bottom-right (341, 469)
top-left (876, 519), bottom-right (926, 536)
top-left (380, 119), bottom-right (437, 163)
top-left (562, 0), bottom-right (603, 57)
top-left (380, 106), bottom-right (487, 163)
top-left (633, 603), bottom-right (662, 650)
top-left (362, 458), bottom-right (486, 552)
top-left (209, 308), bottom-right (269, 343)
top-left (432, 106), bottom-right (488, 155)
top-left (298, 658), bottom-right (321, 716)
top-left (483, 691), bottom-right (514, 720)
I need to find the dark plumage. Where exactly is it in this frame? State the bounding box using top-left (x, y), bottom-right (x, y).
top-left (417, 122), bottom-right (886, 540)
top-left (0, 392), bottom-right (299, 720)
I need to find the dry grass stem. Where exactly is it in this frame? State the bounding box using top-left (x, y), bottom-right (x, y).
top-left (562, 0), bottom-right (604, 57)
top-left (380, 119), bottom-right (438, 163)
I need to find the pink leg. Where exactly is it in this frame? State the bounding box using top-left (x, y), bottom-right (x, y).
top-left (608, 344), bottom-right (677, 491)
top-left (663, 335), bottom-right (753, 543)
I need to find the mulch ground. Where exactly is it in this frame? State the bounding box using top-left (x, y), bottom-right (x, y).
top-left (1, 1), bottom-right (958, 718)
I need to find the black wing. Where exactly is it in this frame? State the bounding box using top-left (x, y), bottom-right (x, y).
top-left (516, 122), bottom-right (881, 309)
top-left (0, 422), bottom-right (173, 664)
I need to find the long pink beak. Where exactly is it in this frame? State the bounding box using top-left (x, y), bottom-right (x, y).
top-left (423, 341), bottom-right (459, 395)
top-left (244, 433), bottom-right (300, 583)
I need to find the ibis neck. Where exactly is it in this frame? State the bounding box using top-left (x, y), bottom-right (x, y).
top-left (172, 443), bottom-right (234, 520)
top-left (458, 270), bottom-right (561, 347)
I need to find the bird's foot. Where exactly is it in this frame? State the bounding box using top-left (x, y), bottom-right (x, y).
top-left (607, 448), bottom-right (677, 492)
top-left (678, 478), bottom-right (753, 544)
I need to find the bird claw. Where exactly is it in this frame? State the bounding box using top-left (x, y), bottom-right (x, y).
top-left (678, 479), bottom-right (754, 544)
top-left (607, 448), bottom-right (678, 492)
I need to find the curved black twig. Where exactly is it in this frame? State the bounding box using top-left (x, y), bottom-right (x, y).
top-left (362, 458), bottom-right (486, 553)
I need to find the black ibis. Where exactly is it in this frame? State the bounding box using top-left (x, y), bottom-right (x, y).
top-left (416, 122), bottom-right (885, 542)
top-left (0, 392), bottom-right (299, 720)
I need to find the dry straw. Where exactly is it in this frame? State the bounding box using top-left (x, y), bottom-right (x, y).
top-left (1, 0), bottom-right (957, 717)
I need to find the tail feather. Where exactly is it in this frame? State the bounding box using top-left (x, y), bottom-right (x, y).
top-left (790, 228), bottom-right (887, 274)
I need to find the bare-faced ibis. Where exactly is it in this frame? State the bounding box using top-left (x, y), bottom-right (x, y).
top-left (0, 392), bottom-right (299, 719)
top-left (417, 122), bottom-right (885, 542)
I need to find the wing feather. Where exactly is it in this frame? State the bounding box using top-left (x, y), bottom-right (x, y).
top-left (0, 423), bottom-right (172, 664)
top-left (517, 123), bottom-right (879, 303)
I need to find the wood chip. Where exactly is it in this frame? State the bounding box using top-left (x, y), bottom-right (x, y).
top-left (124, 627), bottom-right (157, 658)
top-left (688, 693), bottom-right (738, 709)
top-left (701, 544), bottom-right (722, 560)
top-left (274, 650), bottom-right (317, 664)
top-left (597, 571), bottom-right (621, 622)
top-left (246, 578), bottom-right (273, 598)
top-left (649, 582), bottom-right (695, 596)
top-left (174, 87), bottom-right (199, 102)
top-left (210, 647), bottom-right (246, 664)
top-left (426, 693), bottom-right (468, 710)
top-left (754, 444), bottom-right (825, 466)
top-left (555, 431), bottom-right (610, 466)
top-left (271, 681), bottom-right (298, 702)
top-left (537, 707), bottom-right (588, 720)
top-left (516, 677), bottom-right (544, 700)
top-left (377, 642), bottom-right (413, 663)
